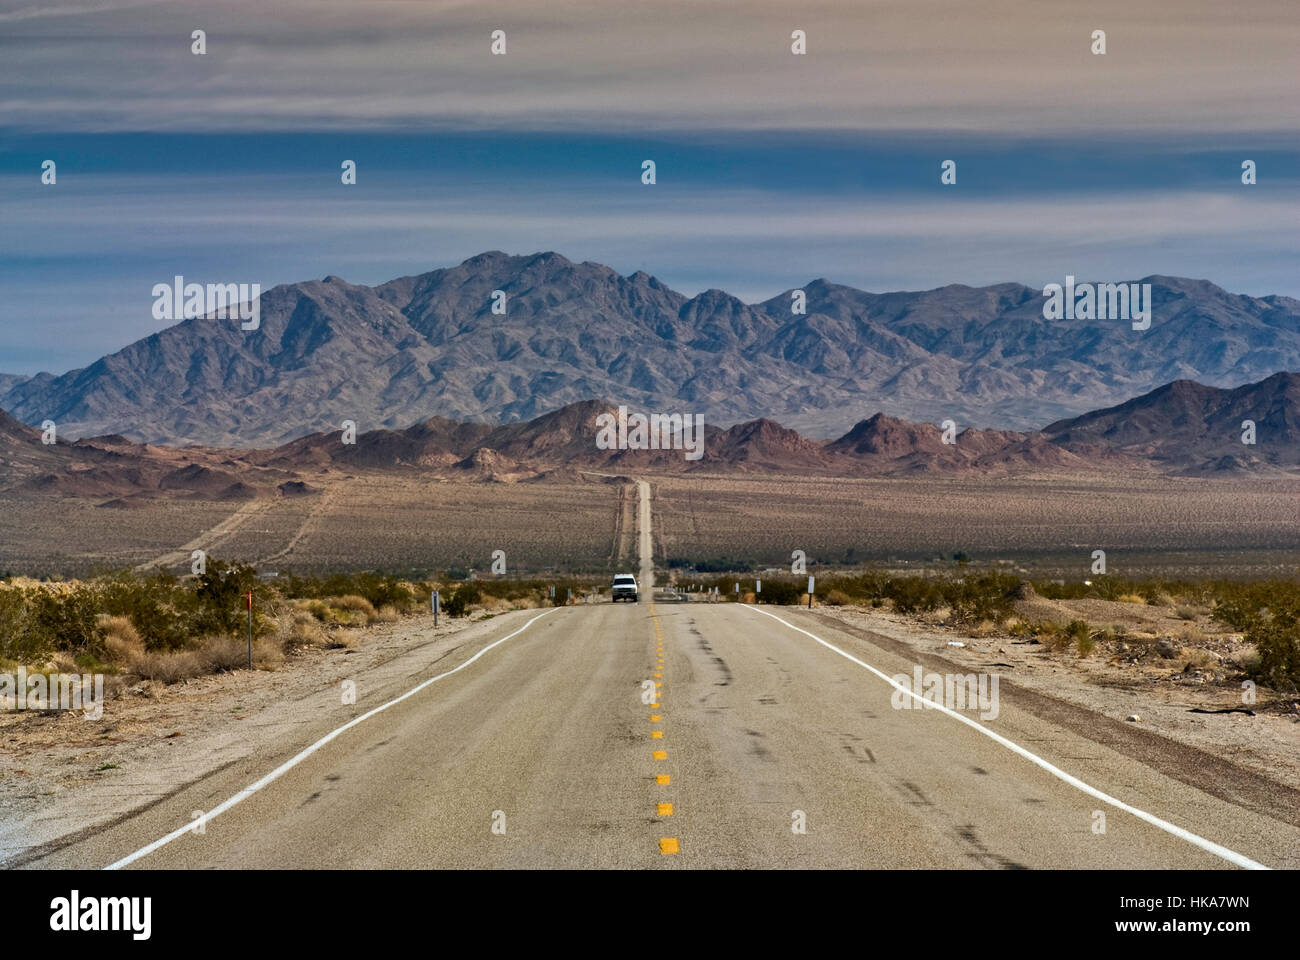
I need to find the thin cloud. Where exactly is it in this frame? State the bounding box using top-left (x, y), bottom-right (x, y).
top-left (0, 0), bottom-right (168, 23)
top-left (0, 0), bottom-right (1296, 133)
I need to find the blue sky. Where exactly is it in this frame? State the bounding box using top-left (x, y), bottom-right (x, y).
top-left (0, 0), bottom-right (1296, 375)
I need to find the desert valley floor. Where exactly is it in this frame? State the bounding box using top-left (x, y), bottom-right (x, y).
top-left (4, 470), bottom-right (1298, 580)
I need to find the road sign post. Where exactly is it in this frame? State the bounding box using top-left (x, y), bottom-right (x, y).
top-left (433, 589), bottom-right (439, 627)
top-left (246, 589), bottom-right (253, 668)
top-left (807, 575), bottom-right (814, 608)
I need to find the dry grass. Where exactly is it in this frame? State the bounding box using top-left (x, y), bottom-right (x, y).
top-left (128, 649), bottom-right (206, 683)
top-left (98, 613), bottom-right (144, 664)
top-left (199, 635), bottom-right (249, 673)
top-left (123, 635), bottom-right (274, 683)
top-left (94, 605), bottom-right (296, 684)
top-left (291, 613), bottom-right (326, 646)
top-left (326, 629), bottom-right (361, 650)
top-left (331, 594), bottom-right (377, 617)
top-left (294, 595), bottom-right (378, 626)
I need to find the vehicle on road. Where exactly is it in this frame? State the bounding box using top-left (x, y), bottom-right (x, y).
top-left (611, 573), bottom-right (639, 602)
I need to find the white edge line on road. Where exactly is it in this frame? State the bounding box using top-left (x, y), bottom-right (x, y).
top-left (741, 604), bottom-right (1269, 871)
top-left (104, 607), bottom-right (559, 870)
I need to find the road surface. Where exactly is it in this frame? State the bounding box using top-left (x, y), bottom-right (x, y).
top-left (22, 480), bottom-right (1300, 869)
top-left (637, 479), bottom-right (654, 592)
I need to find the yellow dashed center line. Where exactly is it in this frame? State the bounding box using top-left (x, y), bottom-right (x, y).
top-left (648, 604), bottom-right (679, 856)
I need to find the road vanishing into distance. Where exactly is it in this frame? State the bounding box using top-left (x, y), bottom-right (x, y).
top-left (24, 483), bottom-right (1300, 870)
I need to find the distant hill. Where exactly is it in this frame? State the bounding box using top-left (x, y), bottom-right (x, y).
top-left (251, 372), bottom-right (1300, 478)
top-left (824, 412), bottom-right (1120, 475)
top-left (0, 374), bottom-right (30, 397)
top-left (0, 406), bottom-right (300, 499)
top-left (4, 373), bottom-right (1299, 496)
top-left (0, 407), bottom-right (39, 445)
top-left (4, 251), bottom-right (1299, 446)
top-left (1043, 372), bottom-right (1300, 473)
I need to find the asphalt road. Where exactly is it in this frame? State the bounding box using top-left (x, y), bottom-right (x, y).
top-left (636, 478), bottom-right (654, 592)
top-left (21, 596), bottom-right (1298, 869)
top-left (21, 479), bottom-right (1299, 869)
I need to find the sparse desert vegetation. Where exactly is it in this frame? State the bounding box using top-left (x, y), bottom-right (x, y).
top-left (673, 569), bottom-right (1300, 694)
top-left (0, 561), bottom-right (596, 686)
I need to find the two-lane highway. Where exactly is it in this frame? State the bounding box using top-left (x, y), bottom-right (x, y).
top-left (21, 597), bottom-right (1297, 869)
top-left (20, 479), bottom-right (1300, 869)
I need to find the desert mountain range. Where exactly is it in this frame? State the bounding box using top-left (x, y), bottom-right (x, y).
top-left (3, 251), bottom-right (1299, 445)
top-left (3, 373), bottom-right (1299, 501)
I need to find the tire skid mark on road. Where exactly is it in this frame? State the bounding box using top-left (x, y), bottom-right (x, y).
top-left (742, 604), bottom-right (1269, 871)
